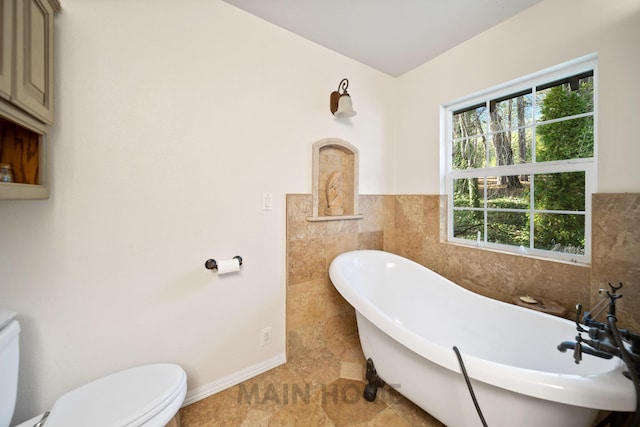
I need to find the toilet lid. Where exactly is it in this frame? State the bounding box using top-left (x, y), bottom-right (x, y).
top-left (45, 364), bottom-right (186, 427)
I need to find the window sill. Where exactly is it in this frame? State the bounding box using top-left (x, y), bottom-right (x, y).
top-left (441, 240), bottom-right (591, 268)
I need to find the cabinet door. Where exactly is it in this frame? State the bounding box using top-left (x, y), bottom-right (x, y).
top-left (14, 0), bottom-right (54, 124)
top-left (0, 0), bottom-right (12, 101)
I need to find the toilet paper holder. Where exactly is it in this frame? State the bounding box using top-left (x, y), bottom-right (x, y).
top-left (205, 256), bottom-right (243, 271)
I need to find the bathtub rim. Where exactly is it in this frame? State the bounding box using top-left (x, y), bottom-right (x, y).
top-left (328, 249), bottom-right (635, 412)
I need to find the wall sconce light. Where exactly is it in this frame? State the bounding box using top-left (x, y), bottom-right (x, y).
top-left (330, 78), bottom-right (357, 118)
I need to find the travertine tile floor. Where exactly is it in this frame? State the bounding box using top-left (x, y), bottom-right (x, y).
top-left (178, 350), bottom-right (614, 427)
top-left (177, 326), bottom-right (618, 427)
top-left (179, 289), bottom-right (446, 427)
top-left (179, 350), bottom-right (445, 427)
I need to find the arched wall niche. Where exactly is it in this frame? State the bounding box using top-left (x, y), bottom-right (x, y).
top-left (309, 138), bottom-right (362, 221)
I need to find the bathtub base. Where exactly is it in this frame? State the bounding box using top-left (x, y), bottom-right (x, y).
top-left (356, 312), bottom-right (600, 427)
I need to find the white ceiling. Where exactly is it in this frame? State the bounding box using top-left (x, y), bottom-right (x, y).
top-left (222, 0), bottom-right (543, 77)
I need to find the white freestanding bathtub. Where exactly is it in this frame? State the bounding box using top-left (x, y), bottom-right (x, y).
top-left (329, 250), bottom-right (635, 427)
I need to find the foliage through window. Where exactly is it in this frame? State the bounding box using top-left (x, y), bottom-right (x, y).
top-left (445, 58), bottom-right (596, 262)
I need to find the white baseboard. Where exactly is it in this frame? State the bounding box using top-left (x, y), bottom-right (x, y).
top-left (182, 353), bottom-right (286, 406)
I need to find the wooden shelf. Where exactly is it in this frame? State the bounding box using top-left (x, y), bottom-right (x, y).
top-left (0, 182), bottom-right (49, 199)
top-left (0, 117), bottom-right (40, 182)
top-left (0, 115), bottom-right (48, 199)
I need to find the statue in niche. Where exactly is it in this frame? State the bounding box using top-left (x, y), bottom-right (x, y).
top-left (325, 170), bottom-right (344, 216)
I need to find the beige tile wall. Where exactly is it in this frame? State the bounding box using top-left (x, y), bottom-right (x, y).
top-left (286, 194), bottom-right (389, 362)
top-left (392, 195), bottom-right (592, 321)
top-left (591, 194), bottom-right (640, 331)
top-left (286, 192), bottom-right (640, 361)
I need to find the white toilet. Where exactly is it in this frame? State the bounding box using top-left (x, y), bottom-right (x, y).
top-left (0, 309), bottom-right (187, 427)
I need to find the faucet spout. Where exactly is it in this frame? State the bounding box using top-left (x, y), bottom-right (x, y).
top-left (557, 341), bottom-right (576, 353)
top-left (557, 340), bottom-right (613, 361)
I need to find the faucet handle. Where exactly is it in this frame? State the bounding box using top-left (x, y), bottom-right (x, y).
top-left (573, 335), bottom-right (583, 364)
top-left (575, 304), bottom-right (586, 332)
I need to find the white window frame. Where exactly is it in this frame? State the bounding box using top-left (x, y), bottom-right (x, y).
top-left (442, 54), bottom-right (597, 264)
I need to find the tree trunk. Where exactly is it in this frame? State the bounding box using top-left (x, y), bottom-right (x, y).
top-left (490, 106), bottom-right (520, 188)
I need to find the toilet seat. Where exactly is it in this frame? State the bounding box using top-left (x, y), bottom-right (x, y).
top-left (33, 364), bottom-right (186, 427)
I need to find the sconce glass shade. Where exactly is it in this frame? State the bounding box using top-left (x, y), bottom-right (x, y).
top-left (334, 94), bottom-right (356, 118)
top-left (330, 78), bottom-right (357, 118)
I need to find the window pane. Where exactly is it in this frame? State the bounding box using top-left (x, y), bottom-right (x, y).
top-left (536, 116), bottom-right (594, 160)
top-left (486, 175), bottom-right (530, 209)
top-left (486, 211), bottom-right (529, 246)
top-left (534, 172), bottom-right (585, 211)
top-left (453, 209), bottom-right (483, 240)
top-left (512, 128), bottom-right (533, 164)
top-left (536, 75), bottom-right (594, 122)
top-left (534, 213), bottom-right (585, 254)
top-left (452, 137), bottom-right (486, 170)
top-left (489, 130), bottom-right (533, 166)
top-left (490, 92), bottom-right (533, 132)
top-left (453, 178), bottom-right (483, 208)
top-left (489, 131), bottom-right (517, 167)
top-left (452, 105), bottom-right (487, 139)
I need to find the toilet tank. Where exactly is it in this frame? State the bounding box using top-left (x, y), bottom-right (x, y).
top-left (0, 309), bottom-right (20, 427)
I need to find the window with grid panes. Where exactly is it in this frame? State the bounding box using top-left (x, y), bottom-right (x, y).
top-left (444, 57), bottom-right (596, 263)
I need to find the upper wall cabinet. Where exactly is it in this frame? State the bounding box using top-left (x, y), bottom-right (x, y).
top-left (1, 0), bottom-right (59, 125)
top-left (0, 0), bottom-right (59, 200)
top-left (0, 0), bottom-right (14, 100)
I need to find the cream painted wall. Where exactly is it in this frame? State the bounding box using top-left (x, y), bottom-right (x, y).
top-left (395, 0), bottom-right (640, 194)
top-left (0, 0), bottom-right (396, 423)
